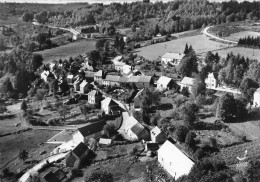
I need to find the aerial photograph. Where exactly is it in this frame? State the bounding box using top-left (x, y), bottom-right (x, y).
top-left (0, 0), bottom-right (260, 181)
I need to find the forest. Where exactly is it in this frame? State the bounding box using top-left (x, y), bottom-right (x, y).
top-left (238, 36), bottom-right (260, 49)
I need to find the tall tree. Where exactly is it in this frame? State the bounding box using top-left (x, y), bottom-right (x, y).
top-left (217, 93), bottom-right (236, 122)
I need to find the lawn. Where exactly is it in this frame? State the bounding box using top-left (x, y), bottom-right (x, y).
top-left (225, 31), bottom-right (260, 42)
top-left (135, 34), bottom-right (229, 61)
top-left (36, 39), bottom-right (96, 63)
top-left (0, 129), bottom-right (59, 173)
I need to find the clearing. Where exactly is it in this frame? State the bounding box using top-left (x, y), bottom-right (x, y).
top-left (36, 39), bottom-right (96, 63)
top-left (225, 31), bottom-right (260, 42)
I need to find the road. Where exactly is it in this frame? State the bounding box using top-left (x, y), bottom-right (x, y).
top-left (203, 26), bottom-right (238, 44)
top-left (18, 152), bottom-right (68, 182)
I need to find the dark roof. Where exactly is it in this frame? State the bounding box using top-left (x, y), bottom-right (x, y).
top-left (130, 123), bottom-right (145, 136)
top-left (146, 143), bottom-right (159, 150)
top-left (43, 171), bottom-right (60, 182)
top-left (138, 75), bottom-right (152, 83)
top-left (72, 142), bottom-right (89, 158)
top-left (78, 121), bottom-right (106, 137)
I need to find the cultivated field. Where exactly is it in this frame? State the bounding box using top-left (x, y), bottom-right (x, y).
top-left (135, 34), bottom-right (260, 61)
top-left (36, 39), bottom-right (96, 63)
top-left (225, 31), bottom-right (260, 42)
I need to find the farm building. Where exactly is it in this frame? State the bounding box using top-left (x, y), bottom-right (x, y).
top-left (112, 56), bottom-right (125, 71)
top-left (41, 70), bottom-right (50, 82)
top-left (99, 138), bottom-right (112, 145)
top-left (66, 74), bottom-right (74, 84)
top-left (161, 52), bottom-right (185, 66)
top-left (79, 80), bottom-right (91, 94)
top-left (87, 90), bottom-right (102, 104)
top-left (94, 70), bottom-right (104, 85)
top-left (136, 75), bottom-right (153, 89)
top-left (84, 71), bottom-right (96, 82)
top-left (65, 142), bottom-right (89, 168)
top-left (179, 77), bottom-right (195, 93)
top-left (133, 89), bottom-right (144, 108)
top-left (145, 142), bottom-right (159, 151)
top-left (72, 121), bottom-right (106, 144)
top-left (205, 72), bottom-right (219, 88)
top-left (253, 88), bottom-right (260, 107)
top-left (101, 97), bottom-right (121, 115)
top-left (102, 75), bottom-right (120, 86)
top-left (158, 140), bottom-right (194, 180)
top-left (156, 76), bottom-right (175, 91)
top-left (150, 126), bottom-right (167, 144)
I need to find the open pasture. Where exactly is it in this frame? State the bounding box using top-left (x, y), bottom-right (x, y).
top-left (225, 31), bottom-right (260, 42)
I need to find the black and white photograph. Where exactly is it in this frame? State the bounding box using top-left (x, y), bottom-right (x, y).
top-left (0, 0), bottom-right (260, 181)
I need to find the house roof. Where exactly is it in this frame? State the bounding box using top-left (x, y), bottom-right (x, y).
top-left (180, 77), bottom-right (195, 86)
top-left (101, 97), bottom-right (119, 107)
top-left (88, 90), bottom-right (101, 96)
top-left (99, 138), bottom-right (112, 145)
top-left (104, 75), bottom-right (120, 82)
top-left (118, 76), bottom-right (129, 83)
top-left (94, 70), bottom-right (103, 77)
top-left (72, 142), bottom-right (89, 158)
top-left (255, 88), bottom-right (260, 94)
top-left (157, 76), bottom-right (172, 86)
top-left (138, 75), bottom-right (152, 83)
top-left (128, 76), bottom-right (140, 83)
top-left (151, 126), bottom-right (163, 137)
top-left (80, 80), bottom-right (89, 87)
top-left (134, 89), bottom-right (144, 99)
top-left (146, 142), bottom-right (159, 150)
top-left (162, 52), bottom-right (185, 60)
top-left (130, 122), bottom-right (145, 137)
top-left (67, 75), bottom-right (73, 79)
top-left (77, 121), bottom-right (106, 137)
top-left (208, 72), bottom-right (218, 80)
top-left (85, 71), bottom-right (96, 78)
top-left (122, 65), bottom-right (132, 75)
top-left (158, 140), bottom-right (194, 179)
top-left (112, 56), bottom-right (124, 66)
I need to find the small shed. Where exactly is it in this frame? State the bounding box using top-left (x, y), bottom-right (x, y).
top-left (99, 138), bottom-right (112, 145)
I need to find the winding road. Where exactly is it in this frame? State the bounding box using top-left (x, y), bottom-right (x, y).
top-left (203, 26), bottom-right (238, 45)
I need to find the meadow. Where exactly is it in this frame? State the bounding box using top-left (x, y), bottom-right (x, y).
top-left (36, 39), bottom-right (96, 63)
top-left (225, 31), bottom-right (260, 42)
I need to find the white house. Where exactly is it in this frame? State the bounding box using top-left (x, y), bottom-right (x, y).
top-left (205, 72), bottom-right (218, 88)
top-left (179, 77), bottom-right (195, 93)
top-left (94, 70), bottom-right (103, 84)
top-left (253, 88), bottom-right (260, 107)
top-left (41, 70), bottom-right (50, 82)
top-left (150, 126), bottom-right (167, 144)
top-left (72, 121), bottom-right (106, 144)
top-left (79, 80), bottom-right (90, 94)
top-left (101, 97), bottom-right (120, 115)
top-left (161, 53), bottom-right (185, 66)
top-left (112, 56), bottom-right (125, 71)
top-left (157, 76), bottom-right (174, 91)
top-left (158, 140), bottom-right (194, 180)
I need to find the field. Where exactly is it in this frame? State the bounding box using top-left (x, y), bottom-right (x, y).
top-left (36, 39), bottom-right (96, 63)
top-left (0, 129), bottom-right (59, 173)
top-left (225, 31), bottom-right (260, 42)
top-left (135, 34), bottom-right (260, 61)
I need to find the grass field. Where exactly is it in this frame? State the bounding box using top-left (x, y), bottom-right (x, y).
top-left (36, 39), bottom-right (96, 63)
top-left (135, 34), bottom-right (260, 61)
top-left (225, 31), bottom-right (260, 42)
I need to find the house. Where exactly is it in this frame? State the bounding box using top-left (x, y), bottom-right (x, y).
top-left (101, 97), bottom-right (120, 115)
top-left (84, 71), bottom-right (96, 82)
top-left (112, 56), bottom-right (125, 71)
top-left (145, 142), bottom-right (159, 151)
top-left (87, 90), bottom-right (102, 104)
top-left (150, 126), bottom-right (167, 144)
top-left (94, 70), bottom-right (103, 84)
top-left (205, 72), bottom-right (218, 88)
top-left (253, 88), bottom-right (260, 107)
top-left (72, 121), bottom-right (106, 144)
top-left (136, 75), bottom-right (153, 89)
top-left (157, 76), bottom-right (175, 91)
top-left (73, 79), bottom-right (82, 92)
top-left (43, 171), bottom-right (60, 182)
top-left (179, 77), bottom-right (195, 92)
top-left (65, 142), bottom-right (89, 168)
top-left (72, 34), bottom-right (81, 41)
top-left (122, 65), bottom-right (132, 75)
top-left (79, 80), bottom-right (91, 94)
top-left (41, 70), bottom-right (50, 82)
top-left (99, 138), bottom-right (112, 145)
top-left (67, 74), bottom-right (74, 85)
top-left (102, 75), bottom-right (120, 86)
top-left (161, 52), bottom-right (185, 66)
top-left (129, 122), bottom-right (150, 141)
top-left (158, 140), bottom-right (194, 180)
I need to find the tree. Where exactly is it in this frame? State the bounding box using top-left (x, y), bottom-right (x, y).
top-left (35, 33), bottom-right (46, 46)
top-left (0, 105), bottom-right (7, 116)
top-left (18, 149), bottom-right (28, 163)
top-left (154, 24), bottom-right (160, 36)
top-left (31, 54), bottom-right (43, 71)
top-left (191, 77), bottom-right (206, 97)
top-left (84, 168), bottom-right (113, 182)
top-left (80, 104), bottom-right (92, 119)
top-left (34, 11), bottom-right (48, 24)
top-left (95, 39), bottom-right (106, 51)
top-left (185, 131), bottom-right (196, 149)
top-left (22, 12), bottom-right (34, 22)
top-left (21, 100), bottom-right (28, 112)
top-left (175, 125), bottom-right (189, 143)
top-left (0, 37), bottom-right (6, 51)
top-left (181, 87), bottom-right (189, 97)
top-left (35, 89), bottom-right (46, 107)
top-left (58, 104), bottom-right (70, 120)
top-left (216, 93), bottom-right (236, 122)
top-left (141, 88), bottom-right (161, 111)
top-left (184, 43), bottom-right (189, 54)
top-left (239, 77), bottom-right (259, 103)
top-left (181, 102), bottom-right (199, 129)
top-left (244, 159), bottom-right (260, 182)
top-left (131, 24), bottom-right (137, 32)
top-left (114, 36), bottom-right (120, 49)
top-left (103, 124), bottom-right (117, 138)
top-left (88, 50), bottom-right (100, 67)
top-left (178, 52), bottom-right (198, 77)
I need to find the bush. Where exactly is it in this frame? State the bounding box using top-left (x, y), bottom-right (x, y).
top-left (171, 108), bottom-right (181, 120)
top-left (175, 125), bottom-right (189, 143)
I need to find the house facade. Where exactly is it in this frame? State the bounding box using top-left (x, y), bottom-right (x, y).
top-left (161, 53), bottom-right (185, 66)
top-left (79, 80), bottom-right (90, 94)
top-left (87, 90), bottom-right (102, 104)
top-left (72, 121), bottom-right (106, 144)
top-left (253, 88), bottom-right (260, 107)
top-left (94, 70), bottom-right (103, 85)
top-left (205, 72), bottom-right (218, 88)
top-left (150, 126), bottom-right (167, 144)
top-left (158, 140), bottom-right (194, 180)
top-left (73, 79), bottom-right (82, 92)
top-left (102, 75), bottom-right (120, 87)
top-left (112, 56), bottom-right (125, 71)
top-left (101, 97), bottom-right (120, 115)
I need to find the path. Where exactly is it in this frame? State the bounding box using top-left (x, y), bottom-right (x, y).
top-left (18, 152), bottom-right (68, 182)
top-left (203, 26), bottom-right (238, 44)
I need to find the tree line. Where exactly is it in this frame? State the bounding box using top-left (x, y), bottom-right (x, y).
top-left (238, 36), bottom-right (260, 49)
